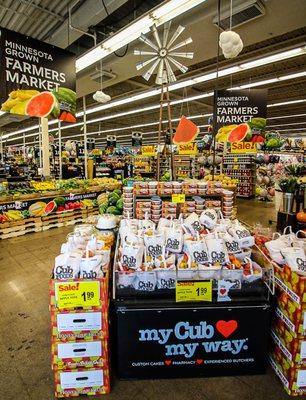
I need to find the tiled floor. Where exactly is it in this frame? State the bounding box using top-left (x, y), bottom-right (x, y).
top-left (0, 199), bottom-right (294, 399)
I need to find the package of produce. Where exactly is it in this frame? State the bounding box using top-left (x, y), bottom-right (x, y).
top-left (264, 233), bottom-right (287, 265)
top-left (205, 234), bottom-right (230, 265)
top-left (80, 251), bottom-right (104, 279)
top-left (228, 221), bottom-right (255, 249)
top-left (54, 252), bottom-right (81, 280)
top-left (133, 270), bottom-right (156, 291)
top-left (220, 231), bottom-right (241, 255)
top-left (291, 230), bottom-right (306, 251)
top-left (281, 247), bottom-right (306, 276)
top-left (156, 266), bottom-right (176, 290)
top-left (200, 208), bottom-right (217, 229)
top-left (183, 212), bottom-right (201, 235)
top-left (241, 258), bottom-right (262, 282)
top-left (143, 232), bottom-right (165, 267)
top-left (165, 224), bottom-right (183, 253)
top-left (120, 243), bottom-right (144, 270)
top-left (185, 238), bottom-right (210, 267)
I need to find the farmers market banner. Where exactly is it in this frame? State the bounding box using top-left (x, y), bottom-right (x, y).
top-left (116, 305), bottom-right (270, 379)
top-left (0, 28), bottom-right (76, 122)
top-left (213, 89), bottom-right (267, 146)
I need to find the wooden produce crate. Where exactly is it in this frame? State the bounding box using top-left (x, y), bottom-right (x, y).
top-left (0, 217), bottom-right (42, 239)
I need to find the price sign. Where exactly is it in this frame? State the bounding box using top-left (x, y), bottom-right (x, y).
top-left (172, 193), bottom-right (185, 203)
top-left (55, 281), bottom-right (100, 309)
top-left (234, 157), bottom-right (238, 162)
top-left (233, 165), bottom-right (239, 170)
top-left (176, 280), bottom-right (212, 302)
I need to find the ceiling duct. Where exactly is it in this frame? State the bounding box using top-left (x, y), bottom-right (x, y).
top-left (90, 69), bottom-right (117, 84)
top-left (213, 0), bottom-right (265, 31)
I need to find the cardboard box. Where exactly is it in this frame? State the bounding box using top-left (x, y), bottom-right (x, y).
top-left (274, 264), bottom-right (306, 305)
top-left (54, 367), bottom-right (110, 398)
top-left (52, 339), bottom-right (108, 370)
top-left (271, 324), bottom-right (306, 367)
top-left (269, 354), bottom-right (306, 397)
top-left (49, 277), bottom-right (108, 311)
top-left (276, 293), bottom-right (306, 337)
top-left (51, 309), bottom-right (108, 342)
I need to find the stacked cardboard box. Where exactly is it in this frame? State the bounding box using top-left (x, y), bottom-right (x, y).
top-left (270, 263), bottom-right (306, 396)
top-left (49, 276), bottom-right (110, 397)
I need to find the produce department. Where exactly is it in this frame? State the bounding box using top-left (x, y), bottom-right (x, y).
top-left (0, 1), bottom-right (305, 400)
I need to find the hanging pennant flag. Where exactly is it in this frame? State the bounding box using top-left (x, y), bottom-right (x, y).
top-left (172, 116), bottom-right (200, 144)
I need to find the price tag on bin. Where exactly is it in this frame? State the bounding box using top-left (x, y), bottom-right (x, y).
top-left (176, 280), bottom-right (212, 302)
top-left (55, 281), bottom-right (100, 308)
top-left (172, 194), bottom-right (185, 203)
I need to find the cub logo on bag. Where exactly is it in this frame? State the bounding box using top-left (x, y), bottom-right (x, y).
top-left (160, 278), bottom-right (176, 289)
top-left (211, 251), bottom-right (226, 264)
top-left (166, 238), bottom-right (180, 251)
top-left (192, 221), bottom-right (201, 232)
top-left (55, 265), bottom-right (74, 279)
top-left (193, 250), bottom-right (209, 264)
top-left (138, 280), bottom-right (154, 291)
top-left (148, 244), bottom-right (162, 257)
top-left (123, 255), bottom-right (137, 269)
top-left (206, 211), bottom-right (216, 220)
top-left (81, 271), bottom-right (97, 279)
top-left (225, 241), bottom-right (240, 253)
top-left (236, 229), bottom-right (249, 239)
top-left (297, 258), bottom-right (306, 272)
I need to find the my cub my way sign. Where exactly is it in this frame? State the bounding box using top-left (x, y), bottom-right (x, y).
top-left (116, 304), bottom-right (270, 379)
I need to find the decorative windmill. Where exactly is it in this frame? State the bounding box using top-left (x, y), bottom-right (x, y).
top-left (134, 21), bottom-right (194, 179)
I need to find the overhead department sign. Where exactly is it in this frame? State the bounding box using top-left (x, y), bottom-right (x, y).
top-left (0, 28), bottom-right (76, 122)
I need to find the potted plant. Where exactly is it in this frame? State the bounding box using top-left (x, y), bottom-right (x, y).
top-left (278, 177), bottom-right (299, 213)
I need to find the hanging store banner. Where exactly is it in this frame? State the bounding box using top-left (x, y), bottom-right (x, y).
top-left (106, 135), bottom-right (117, 148)
top-left (141, 145), bottom-right (157, 156)
top-left (178, 142), bottom-right (198, 155)
top-left (214, 89), bottom-right (267, 146)
top-left (0, 28), bottom-right (76, 122)
top-left (132, 132), bottom-right (143, 147)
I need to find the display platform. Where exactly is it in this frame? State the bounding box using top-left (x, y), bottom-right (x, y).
top-left (113, 297), bottom-right (271, 380)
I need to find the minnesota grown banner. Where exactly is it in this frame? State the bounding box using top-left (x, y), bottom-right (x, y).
top-left (214, 89), bottom-right (267, 146)
top-left (0, 28), bottom-right (76, 122)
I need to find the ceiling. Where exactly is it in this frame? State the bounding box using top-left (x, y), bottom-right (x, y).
top-left (1, 0), bottom-right (306, 147)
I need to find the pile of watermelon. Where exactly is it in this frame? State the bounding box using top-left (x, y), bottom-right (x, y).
top-left (98, 189), bottom-right (123, 215)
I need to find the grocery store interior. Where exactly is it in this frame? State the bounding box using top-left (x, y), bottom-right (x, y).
top-left (0, 1), bottom-right (305, 399)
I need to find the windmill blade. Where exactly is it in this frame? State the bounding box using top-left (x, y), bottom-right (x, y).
top-left (139, 33), bottom-right (159, 51)
top-left (166, 25), bottom-right (185, 49)
top-left (142, 58), bottom-right (160, 81)
top-left (168, 37), bottom-right (193, 52)
top-left (169, 51), bottom-right (194, 59)
top-left (162, 21), bottom-right (172, 47)
top-left (155, 58), bottom-right (165, 85)
top-left (134, 49), bottom-right (158, 56)
top-left (164, 58), bottom-right (177, 83)
top-left (168, 56), bottom-right (188, 73)
top-left (151, 24), bottom-right (162, 48)
top-left (136, 56), bottom-right (158, 71)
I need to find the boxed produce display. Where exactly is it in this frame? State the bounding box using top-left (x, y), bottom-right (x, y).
top-left (114, 210), bottom-right (267, 299)
top-left (253, 226), bottom-right (306, 396)
top-left (49, 220), bottom-right (118, 397)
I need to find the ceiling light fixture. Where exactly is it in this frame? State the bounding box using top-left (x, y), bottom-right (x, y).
top-left (76, 0), bottom-right (207, 72)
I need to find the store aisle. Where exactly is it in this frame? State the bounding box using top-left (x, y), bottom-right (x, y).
top-left (0, 200), bottom-right (291, 400)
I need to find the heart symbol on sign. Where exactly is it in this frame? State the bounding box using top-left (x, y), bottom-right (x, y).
top-left (220, 288), bottom-right (226, 295)
top-left (164, 360), bottom-right (172, 366)
top-left (216, 320), bottom-right (238, 338)
top-left (196, 359), bottom-right (203, 365)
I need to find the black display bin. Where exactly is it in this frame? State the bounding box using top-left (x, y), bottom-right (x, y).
top-left (113, 296), bottom-right (272, 380)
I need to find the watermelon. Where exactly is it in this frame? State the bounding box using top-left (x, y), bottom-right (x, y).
top-left (227, 123), bottom-right (251, 143)
top-left (26, 91), bottom-right (56, 118)
top-left (116, 198), bottom-right (123, 211)
top-left (44, 200), bottom-right (56, 215)
top-left (173, 116), bottom-right (200, 144)
top-left (106, 206), bottom-right (121, 215)
top-left (113, 189), bottom-right (122, 196)
top-left (54, 197), bottom-right (65, 206)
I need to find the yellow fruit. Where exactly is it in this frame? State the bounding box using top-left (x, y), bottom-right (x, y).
top-left (29, 202), bottom-right (47, 216)
top-left (10, 100), bottom-right (29, 115)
